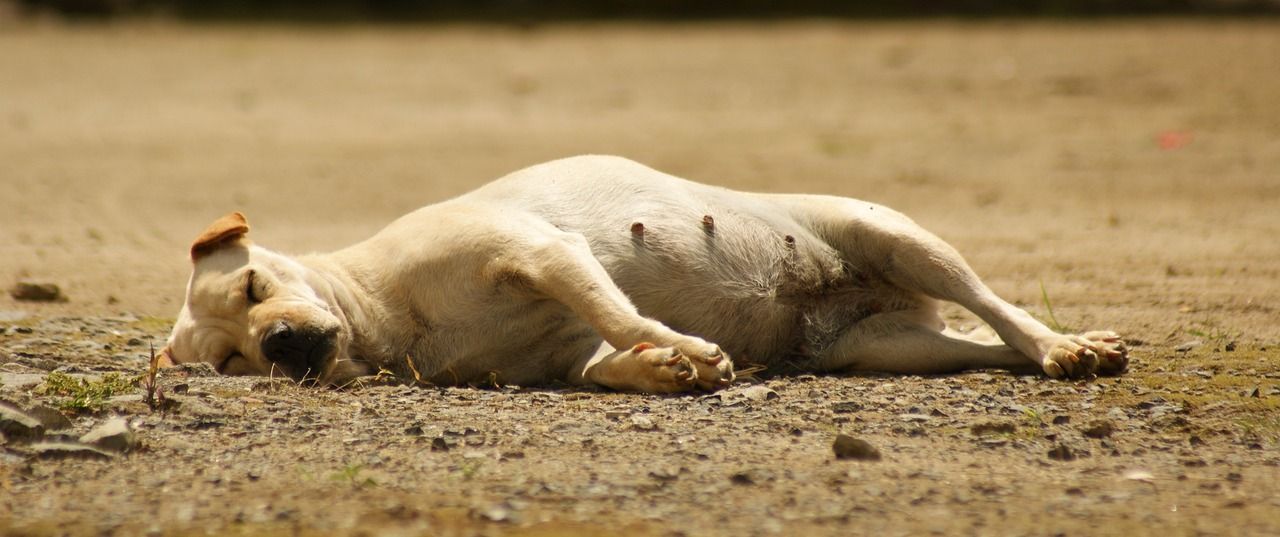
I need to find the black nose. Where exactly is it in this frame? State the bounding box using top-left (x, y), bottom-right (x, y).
top-left (260, 321), bottom-right (334, 380)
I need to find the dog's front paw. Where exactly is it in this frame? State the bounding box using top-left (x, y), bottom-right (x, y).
top-left (1040, 332), bottom-right (1129, 379)
top-left (623, 343), bottom-right (699, 393)
top-left (667, 339), bottom-right (734, 391)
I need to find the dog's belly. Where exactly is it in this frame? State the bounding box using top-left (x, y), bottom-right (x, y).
top-left (474, 156), bottom-right (913, 363)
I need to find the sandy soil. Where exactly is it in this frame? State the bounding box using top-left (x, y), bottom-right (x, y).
top-left (1, 19), bottom-right (1278, 536)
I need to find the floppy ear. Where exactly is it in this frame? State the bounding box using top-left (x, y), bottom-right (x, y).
top-left (191, 212), bottom-right (250, 261)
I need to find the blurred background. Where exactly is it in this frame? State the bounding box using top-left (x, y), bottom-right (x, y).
top-left (7, 0), bottom-right (1280, 19)
top-left (1, 1), bottom-right (1277, 345)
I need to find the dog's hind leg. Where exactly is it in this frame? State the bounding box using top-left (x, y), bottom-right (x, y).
top-left (771, 194), bottom-right (1127, 378)
top-left (810, 309), bottom-right (1034, 374)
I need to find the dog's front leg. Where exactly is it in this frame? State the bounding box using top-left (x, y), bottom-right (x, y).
top-left (491, 230), bottom-right (733, 392)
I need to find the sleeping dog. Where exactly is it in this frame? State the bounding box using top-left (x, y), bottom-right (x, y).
top-left (161, 155), bottom-right (1127, 391)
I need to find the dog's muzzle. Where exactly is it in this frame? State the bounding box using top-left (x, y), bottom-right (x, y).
top-left (260, 320), bottom-right (336, 381)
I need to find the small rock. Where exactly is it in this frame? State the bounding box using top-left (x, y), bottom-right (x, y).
top-left (648, 466), bottom-right (680, 482)
top-left (0, 403), bottom-right (45, 442)
top-left (29, 441), bottom-right (114, 460)
top-left (1047, 443), bottom-right (1076, 461)
top-left (9, 282), bottom-right (66, 302)
top-left (79, 418), bottom-right (139, 453)
top-left (729, 470), bottom-right (759, 485)
top-left (1051, 415), bottom-right (1071, 425)
top-left (475, 504), bottom-right (516, 523)
top-left (604, 410), bottom-right (630, 420)
top-left (831, 401), bottom-right (862, 413)
top-left (1224, 341), bottom-right (1236, 352)
top-left (1082, 420), bottom-right (1115, 439)
top-left (629, 415), bottom-right (657, 431)
top-left (430, 437), bottom-right (452, 452)
top-left (739, 385), bottom-right (779, 402)
top-left (1123, 469), bottom-right (1155, 484)
top-left (1174, 340), bottom-right (1202, 353)
top-left (970, 421), bottom-right (1016, 436)
top-left (24, 405), bottom-right (72, 431)
top-left (833, 434), bottom-right (881, 461)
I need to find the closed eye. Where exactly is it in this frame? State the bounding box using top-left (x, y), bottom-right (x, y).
top-left (246, 270), bottom-right (261, 304)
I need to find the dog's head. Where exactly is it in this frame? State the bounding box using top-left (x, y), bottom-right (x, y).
top-left (161, 213), bottom-right (368, 386)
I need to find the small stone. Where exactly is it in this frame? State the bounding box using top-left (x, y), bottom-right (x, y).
top-left (1123, 469), bottom-right (1155, 484)
top-left (739, 385), bottom-right (778, 402)
top-left (630, 415), bottom-right (657, 431)
top-left (833, 434), bottom-right (881, 461)
top-left (604, 410), bottom-right (630, 420)
top-left (1082, 420), bottom-right (1115, 439)
top-left (1047, 443), bottom-right (1076, 461)
top-left (79, 417), bottom-right (139, 453)
top-left (1175, 340), bottom-right (1202, 353)
top-left (29, 441), bottom-right (114, 460)
top-left (9, 282), bottom-right (66, 302)
top-left (430, 437), bottom-right (451, 452)
top-left (831, 401), bottom-right (862, 413)
top-left (24, 405), bottom-right (72, 431)
top-left (729, 470), bottom-right (758, 485)
top-left (970, 421), bottom-right (1016, 436)
top-left (1224, 341), bottom-right (1236, 352)
top-left (0, 403), bottom-right (45, 442)
top-left (1051, 415), bottom-right (1071, 425)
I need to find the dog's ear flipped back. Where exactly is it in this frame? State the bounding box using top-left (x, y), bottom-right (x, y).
top-left (191, 212), bottom-right (250, 261)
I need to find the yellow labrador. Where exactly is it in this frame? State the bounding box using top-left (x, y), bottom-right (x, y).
top-left (162, 156), bottom-right (1127, 392)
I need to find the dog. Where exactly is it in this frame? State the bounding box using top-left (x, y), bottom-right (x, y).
top-left (161, 155), bottom-right (1127, 392)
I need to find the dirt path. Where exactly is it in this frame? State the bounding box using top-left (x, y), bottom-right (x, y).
top-left (2, 20), bottom-right (1278, 536)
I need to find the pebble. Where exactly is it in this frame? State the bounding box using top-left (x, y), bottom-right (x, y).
top-left (9, 282), bottom-right (67, 302)
top-left (29, 441), bottom-right (114, 460)
top-left (80, 417), bottom-right (139, 453)
top-left (1082, 420), bottom-right (1115, 439)
top-left (0, 403), bottom-right (45, 442)
top-left (833, 434), bottom-right (881, 461)
top-left (970, 421), bottom-right (1015, 436)
top-left (1175, 340), bottom-right (1202, 353)
top-left (630, 415), bottom-right (657, 431)
top-left (25, 405), bottom-right (73, 431)
top-left (1047, 443), bottom-right (1077, 461)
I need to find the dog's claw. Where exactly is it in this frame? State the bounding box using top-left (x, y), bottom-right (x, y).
top-left (1042, 332), bottom-right (1128, 380)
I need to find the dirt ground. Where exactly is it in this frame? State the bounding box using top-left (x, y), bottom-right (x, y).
top-left (2, 18), bottom-right (1279, 537)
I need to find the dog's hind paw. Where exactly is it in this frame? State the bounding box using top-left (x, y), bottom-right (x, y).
top-left (1040, 332), bottom-right (1129, 379)
top-left (687, 346), bottom-right (735, 391)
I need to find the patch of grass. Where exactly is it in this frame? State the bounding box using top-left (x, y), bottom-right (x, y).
top-left (1236, 413), bottom-right (1280, 445)
top-left (36, 371), bottom-right (136, 413)
top-left (459, 459), bottom-right (484, 481)
top-left (330, 464), bottom-right (377, 488)
top-left (1038, 280), bottom-right (1070, 333)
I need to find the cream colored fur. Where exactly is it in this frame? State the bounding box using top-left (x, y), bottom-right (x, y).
top-left (163, 155), bottom-right (1127, 392)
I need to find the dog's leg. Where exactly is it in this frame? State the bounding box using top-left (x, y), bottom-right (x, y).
top-left (497, 230), bottom-right (734, 392)
top-left (783, 195), bottom-right (1127, 378)
top-left (810, 309), bottom-right (1035, 374)
top-left (568, 341), bottom-right (719, 393)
